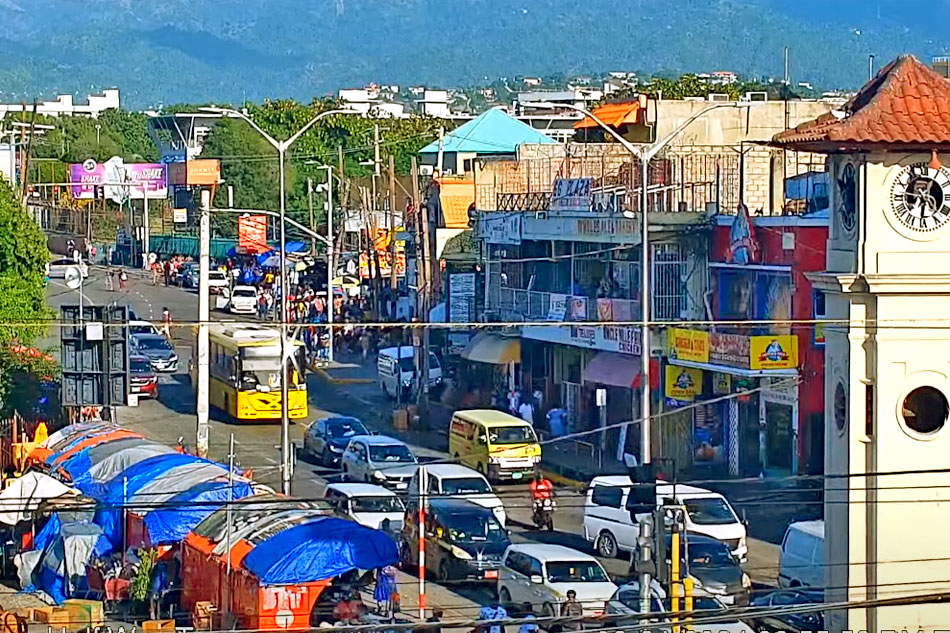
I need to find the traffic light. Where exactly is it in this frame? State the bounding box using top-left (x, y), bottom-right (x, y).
top-left (627, 463), bottom-right (657, 515)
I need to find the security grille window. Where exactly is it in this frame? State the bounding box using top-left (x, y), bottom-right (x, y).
top-left (652, 242), bottom-right (688, 321)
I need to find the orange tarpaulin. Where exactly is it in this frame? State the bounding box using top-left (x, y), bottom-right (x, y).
top-left (49, 429), bottom-right (141, 466)
top-left (574, 101), bottom-right (641, 130)
top-left (438, 178), bottom-right (475, 229)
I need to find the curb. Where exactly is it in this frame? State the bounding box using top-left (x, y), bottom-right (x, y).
top-left (541, 466), bottom-right (587, 488)
top-left (310, 365), bottom-right (375, 385)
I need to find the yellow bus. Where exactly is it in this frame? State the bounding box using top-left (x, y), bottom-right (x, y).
top-left (190, 323), bottom-right (308, 422)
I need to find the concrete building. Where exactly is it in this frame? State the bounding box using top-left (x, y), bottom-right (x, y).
top-left (0, 89), bottom-right (120, 119)
top-left (419, 90), bottom-right (451, 118)
top-left (774, 54), bottom-right (950, 632)
top-left (338, 88), bottom-right (406, 117)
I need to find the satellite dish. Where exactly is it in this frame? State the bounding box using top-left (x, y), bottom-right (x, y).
top-left (64, 266), bottom-right (82, 290)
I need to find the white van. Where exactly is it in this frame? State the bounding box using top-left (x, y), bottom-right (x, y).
top-left (377, 346), bottom-right (442, 398)
top-left (778, 520), bottom-right (824, 588)
top-left (407, 463), bottom-right (507, 526)
top-left (582, 475), bottom-right (748, 562)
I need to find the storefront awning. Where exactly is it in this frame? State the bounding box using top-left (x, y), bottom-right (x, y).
top-left (582, 352), bottom-right (641, 389)
top-left (461, 332), bottom-right (521, 364)
top-left (668, 357), bottom-right (798, 378)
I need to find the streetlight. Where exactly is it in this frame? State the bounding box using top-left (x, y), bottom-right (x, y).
top-left (529, 100), bottom-right (754, 471)
top-left (200, 106), bottom-right (358, 495)
top-left (315, 165), bottom-right (339, 363)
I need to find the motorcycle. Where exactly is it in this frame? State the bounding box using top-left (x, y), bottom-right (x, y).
top-left (532, 496), bottom-right (556, 531)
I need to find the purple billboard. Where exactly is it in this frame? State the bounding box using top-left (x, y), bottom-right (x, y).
top-left (69, 157), bottom-right (167, 201)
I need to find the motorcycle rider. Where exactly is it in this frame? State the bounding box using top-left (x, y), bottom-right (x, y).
top-left (530, 470), bottom-right (555, 527)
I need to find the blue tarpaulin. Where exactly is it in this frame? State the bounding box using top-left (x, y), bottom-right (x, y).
top-left (29, 521), bottom-right (111, 603)
top-left (242, 517), bottom-right (398, 585)
top-left (145, 478), bottom-right (253, 545)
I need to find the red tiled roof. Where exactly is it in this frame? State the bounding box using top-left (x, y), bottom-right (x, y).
top-left (773, 55), bottom-right (950, 150)
top-left (575, 101), bottom-right (641, 129)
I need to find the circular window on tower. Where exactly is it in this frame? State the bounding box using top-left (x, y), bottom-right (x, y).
top-left (901, 386), bottom-right (949, 435)
top-left (834, 382), bottom-right (847, 435)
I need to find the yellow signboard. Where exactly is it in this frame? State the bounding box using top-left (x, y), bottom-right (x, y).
top-left (712, 372), bottom-right (732, 395)
top-left (668, 328), bottom-right (710, 364)
top-left (665, 365), bottom-right (703, 401)
top-left (750, 335), bottom-right (799, 370)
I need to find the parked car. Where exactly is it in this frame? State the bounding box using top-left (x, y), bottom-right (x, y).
top-left (228, 285), bottom-right (259, 315)
top-left (129, 354), bottom-right (158, 399)
top-left (377, 346), bottom-right (442, 398)
top-left (400, 498), bottom-right (509, 584)
top-left (407, 463), bottom-right (507, 525)
top-left (341, 435), bottom-right (418, 490)
top-left (129, 320), bottom-right (162, 338)
top-left (177, 262), bottom-right (199, 288)
top-left (583, 476), bottom-right (747, 561)
top-left (131, 333), bottom-right (179, 372)
top-left (323, 482), bottom-right (405, 536)
top-left (665, 533), bottom-right (750, 607)
top-left (498, 543), bottom-right (617, 618)
top-left (778, 520), bottom-right (824, 588)
top-left (605, 581), bottom-right (754, 633)
top-left (207, 270), bottom-right (230, 294)
top-left (47, 258), bottom-right (88, 279)
top-left (303, 415), bottom-right (370, 466)
top-left (749, 588), bottom-right (824, 631)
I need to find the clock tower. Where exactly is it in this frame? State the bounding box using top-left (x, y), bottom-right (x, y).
top-left (774, 55), bottom-right (950, 632)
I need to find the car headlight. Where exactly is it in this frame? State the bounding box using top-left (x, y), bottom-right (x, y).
top-left (170, 354), bottom-right (179, 362)
top-left (449, 545), bottom-right (472, 560)
top-left (739, 535), bottom-right (747, 550)
top-left (742, 573), bottom-right (752, 588)
top-left (493, 506), bottom-right (507, 524)
top-left (329, 444), bottom-right (344, 453)
top-left (373, 470), bottom-right (386, 480)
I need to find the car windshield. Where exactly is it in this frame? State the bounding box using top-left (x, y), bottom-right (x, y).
top-left (209, 271), bottom-right (226, 280)
top-left (398, 357), bottom-right (415, 372)
top-left (129, 324), bottom-right (155, 335)
top-left (684, 543), bottom-right (736, 568)
top-left (131, 359), bottom-right (151, 373)
top-left (326, 419), bottom-right (368, 439)
top-left (233, 288), bottom-right (256, 297)
top-left (489, 425), bottom-right (537, 445)
top-left (546, 561), bottom-right (609, 583)
top-left (136, 338), bottom-right (171, 350)
top-left (444, 514), bottom-right (506, 543)
top-left (352, 496), bottom-right (405, 513)
top-left (441, 476), bottom-right (491, 495)
top-left (369, 444), bottom-right (415, 463)
top-left (684, 498), bottom-right (737, 525)
top-left (616, 590), bottom-right (664, 613)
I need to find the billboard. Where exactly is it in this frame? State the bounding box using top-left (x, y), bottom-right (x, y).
top-left (238, 215), bottom-right (269, 254)
top-left (69, 158), bottom-right (167, 201)
top-left (167, 159), bottom-right (221, 186)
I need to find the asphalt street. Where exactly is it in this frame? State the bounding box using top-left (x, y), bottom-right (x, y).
top-left (44, 266), bottom-right (781, 617)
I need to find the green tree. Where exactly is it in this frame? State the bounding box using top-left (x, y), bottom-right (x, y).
top-left (0, 179), bottom-right (55, 416)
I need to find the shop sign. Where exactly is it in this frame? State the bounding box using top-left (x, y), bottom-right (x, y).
top-left (551, 178), bottom-right (592, 211)
top-left (576, 217), bottom-right (640, 237)
top-left (547, 293), bottom-right (568, 321)
top-left (522, 324), bottom-right (641, 356)
top-left (668, 328), bottom-right (709, 363)
top-left (750, 335), bottom-right (799, 370)
top-left (172, 208), bottom-right (188, 223)
top-left (238, 214), bottom-right (268, 254)
top-left (448, 272), bottom-right (476, 324)
top-left (482, 212), bottom-right (522, 245)
top-left (570, 297), bottom-right (588, 320)
top-left (709, 332), bottom-right (751, 369)
top-left (712, 372), bottom-right (732, 395)
top-left (569, 325), bottom-right (596, 346)
top-left (665, 365), bottom-right (703, 401)
top-left (603, 325), bottom-right (642, 356)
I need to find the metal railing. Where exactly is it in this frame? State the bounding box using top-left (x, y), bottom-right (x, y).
top-left (536, 428), bottom-right (604, 471)
top-left (490, 287), bottom-right (641, 323)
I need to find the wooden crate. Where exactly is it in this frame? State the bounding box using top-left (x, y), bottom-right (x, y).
top-left (33, 606), bottom-right (71, 627)
top-left (63, 599), bottom-right (104, 629)
top-left (142, 619), bottom-right (176, 633)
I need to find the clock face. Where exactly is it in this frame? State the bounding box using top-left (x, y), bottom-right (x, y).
top-left (890, 162), bottom-right (950, 232)
top-left (837, 162), bottom-right (857, 233)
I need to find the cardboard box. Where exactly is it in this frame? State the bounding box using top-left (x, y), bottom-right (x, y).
top-left (392, 409), bottom-right (408, 431)
top-left (193, 601), bottom-right (217, 630)
top-left (63, 599), bottom-right (104, 629)
top-left (142, 619), bottom-right (176, 633)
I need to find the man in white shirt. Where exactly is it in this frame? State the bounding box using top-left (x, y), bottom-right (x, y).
top-left (518, 400), bottom-right (534, 424)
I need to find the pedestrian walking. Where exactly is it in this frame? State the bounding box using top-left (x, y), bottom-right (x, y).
top-left (118, 269), bottom-right (128, 290)
top-left (163, 260), bottom-right (171, 286)
top-left (162, 307), bottom-right (172, 339)
top-left (106, 268), bottom-right (115, 292)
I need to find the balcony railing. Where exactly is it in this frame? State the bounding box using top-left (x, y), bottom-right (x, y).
top-left (490, 286), bottom-right (641, 323)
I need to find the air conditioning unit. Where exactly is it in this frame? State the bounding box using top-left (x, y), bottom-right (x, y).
top-left (419, 164), bottom-right (434, 176)
top-left (745, 91), bottom-right (768, 102)
top-left (708, 93), bottom-right (731, 102)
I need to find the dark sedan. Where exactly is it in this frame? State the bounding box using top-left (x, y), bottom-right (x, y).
top-left (131, 333), bottom-right (179, 372)
top-left (749, 588), bottom-right (824, 631)
top-left (302, 415), bottom-right (370, 466)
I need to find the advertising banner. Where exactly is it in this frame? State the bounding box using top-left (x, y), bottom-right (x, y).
top-left (547, 294), bottom-right (567, 321)
top-left (665, 365), bottom-right (703, 401)
top-left (750, 335), bottom-right (799, 370)
top-left (167, 159), bottom-right (221, 186)
top-left (551, 178), bottom-right (592, 211)
top-left (69, 159), bottom-right (167, 201)
top-left (238, 215), bottom-right (269, 254)
top-left (709, 332), bottom-right (751, 369)
top-left (668, 328), bottom-right (710, 363)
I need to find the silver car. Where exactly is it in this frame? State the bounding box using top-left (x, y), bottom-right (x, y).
top-left (341, 435), bottom-right (418, 491)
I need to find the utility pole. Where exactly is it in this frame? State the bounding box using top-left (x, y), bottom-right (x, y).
top-left (389, 154), bottom-right (398, 302)
top-left (413, 157), bottom-right (429, 419)
top-left (196, 189), bottom-right (211, 457)
top-left (436, 127), bottom-right (445, 175)
top-left (638, 514), bottom-right (654, 618)
top-left (142, 193), bottom-right (150, 270)
top-left (372, 124), bottom-right (383, 319)
top-left (418, 464), bottom-right (428, 619)
top-left (224, 433), bottom-right (234, 623)
top-left (322, 166), bottom-right (335, 364)
top-left (307, 177), bottom-right (316, 255)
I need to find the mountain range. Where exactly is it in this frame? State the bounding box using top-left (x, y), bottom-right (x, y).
top-left (1, 0), bottom-right (948, 108)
